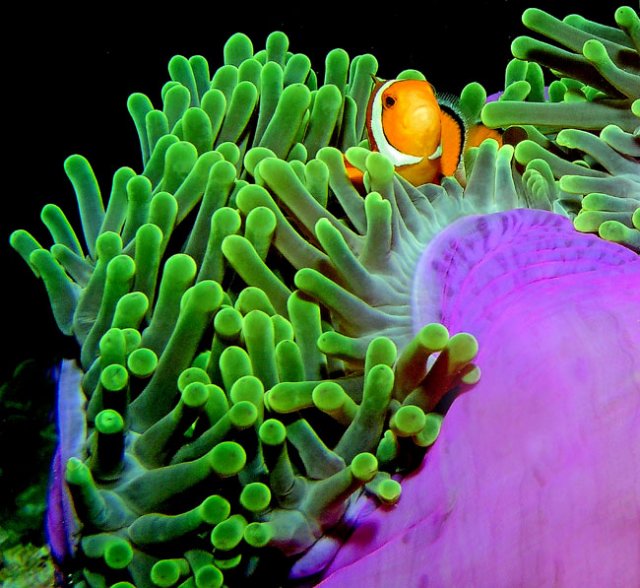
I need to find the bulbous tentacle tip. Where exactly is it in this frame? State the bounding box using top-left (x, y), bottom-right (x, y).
top-left (598, 219), bottom-right (640, 250)
top-left (208, 441), bottom-right (247, 478)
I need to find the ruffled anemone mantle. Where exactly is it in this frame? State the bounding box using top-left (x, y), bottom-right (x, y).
top-left (318, 209), bottom-right (640, 587)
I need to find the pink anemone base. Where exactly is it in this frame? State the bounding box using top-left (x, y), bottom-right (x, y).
top-left (319, 211), bottom-right (640, 587)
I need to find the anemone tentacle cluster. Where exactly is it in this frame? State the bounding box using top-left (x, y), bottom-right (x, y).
top-left (482, 6), bottom-right (640, 250)
top-left (9, 5), bottom-right (640, 588)
top-left (11, 30), bottom-right (487, 588)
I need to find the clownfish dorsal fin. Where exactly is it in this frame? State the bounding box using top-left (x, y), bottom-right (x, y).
top-left (367, 79), bottom-right (424, 167)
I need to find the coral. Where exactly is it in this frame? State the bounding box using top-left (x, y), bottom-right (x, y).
top-left (9, 5), bottom-right (640, 588)
top-left (0, 543), bottom-right (54, 588)
top-left (0, 361), bottom-right (57, 552)
top-left (482, 6), bottom-right (640, 250)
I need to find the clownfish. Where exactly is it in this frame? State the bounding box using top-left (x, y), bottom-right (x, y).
top-left (347, 78), bottom-right (502, 187)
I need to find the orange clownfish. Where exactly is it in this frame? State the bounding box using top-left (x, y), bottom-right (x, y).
top-left (347, 78), bottom-right (502, 187)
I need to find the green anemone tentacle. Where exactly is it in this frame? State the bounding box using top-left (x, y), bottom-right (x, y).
top-left (482, 5), bottom-right (640, 251)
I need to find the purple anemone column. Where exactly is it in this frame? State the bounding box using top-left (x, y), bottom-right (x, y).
top-left (320, 210), bottom-right (640, 587)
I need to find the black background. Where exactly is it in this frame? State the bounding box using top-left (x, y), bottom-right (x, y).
top-left (2, 1), bottom-right (620, 381)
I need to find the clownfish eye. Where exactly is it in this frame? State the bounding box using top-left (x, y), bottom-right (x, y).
top-left (384, 95), bottom-right (396, 108)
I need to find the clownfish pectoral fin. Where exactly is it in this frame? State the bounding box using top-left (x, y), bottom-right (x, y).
top-left (428, 143), bottom-right (443, 161)
top-left (438, 107), bottom-right (465, 178)
top-left (342, 154), bottom-right (366, 193)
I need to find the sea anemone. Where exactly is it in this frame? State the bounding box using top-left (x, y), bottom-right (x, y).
top-left (482, 6), bottom-right (640, 250)
top-left (9, 5), bottom-right (640, 588)
top-left (319, 6), bottom-right (640, 585)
